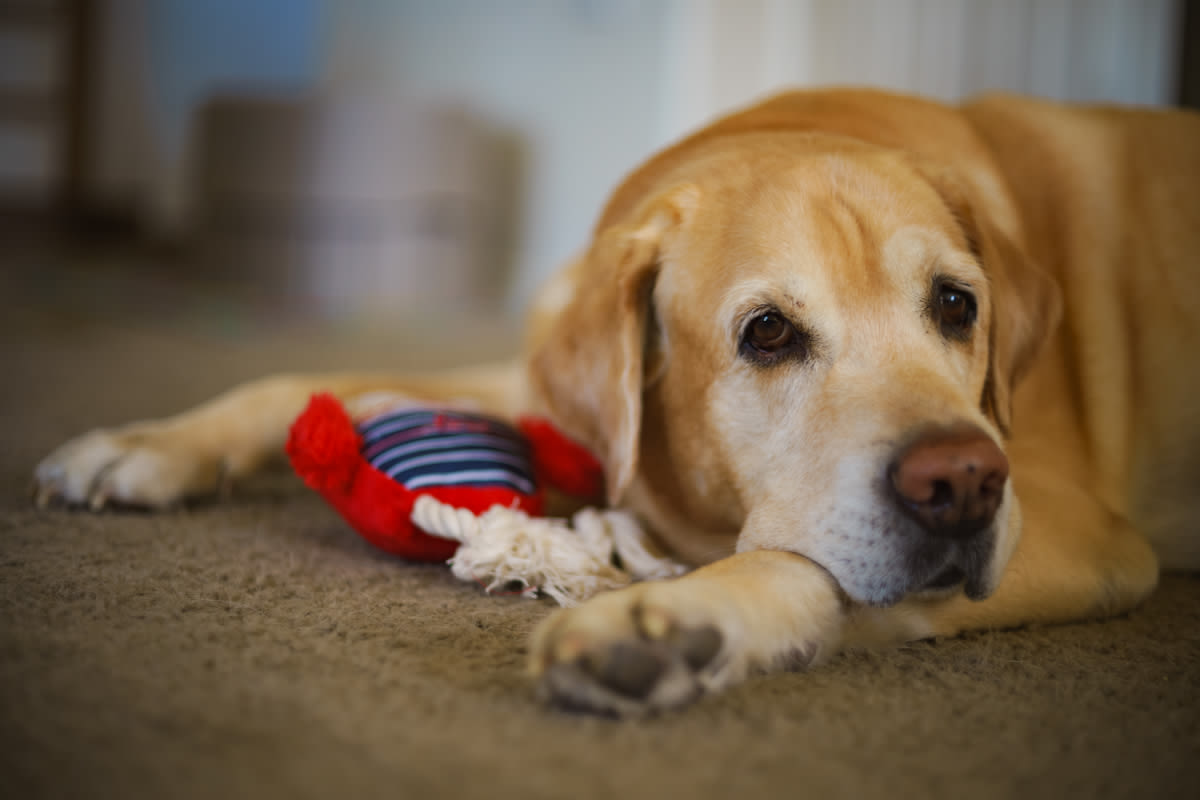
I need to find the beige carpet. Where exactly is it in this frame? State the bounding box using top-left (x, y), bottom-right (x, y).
top-left (2, 251), bottom-right (1198, 799)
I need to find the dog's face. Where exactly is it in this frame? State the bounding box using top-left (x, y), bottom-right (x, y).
top-left (531, 135), bottom-right (1059, 607)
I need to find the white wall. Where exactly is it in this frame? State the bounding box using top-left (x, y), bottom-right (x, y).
top-left (660, 0), bottom-right (1184, 142)
top-left (322, 0), bottom-right (672, 308)
top-left (90, 0), bottom-right (1184, 310)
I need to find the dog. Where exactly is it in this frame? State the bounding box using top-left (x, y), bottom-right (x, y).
top-left (34, 88), bottom-right (1200, 715)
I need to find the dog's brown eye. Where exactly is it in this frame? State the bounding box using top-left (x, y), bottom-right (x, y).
top-left (741, 311), bottom-right (807, 364)
top-left (747, 313), bottom-right (792, 351)
top-left (935, 283), bottom-right (976, 338)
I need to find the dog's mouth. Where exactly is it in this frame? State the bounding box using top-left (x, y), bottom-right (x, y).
top-left (903, 534), bottom-right (996, 602)
top-left (783, 498), bottom-right (1003, 607)
top-left (920, 564), bottom-right (965, 591)
top-left (913, 558), bottom-right (992, 601)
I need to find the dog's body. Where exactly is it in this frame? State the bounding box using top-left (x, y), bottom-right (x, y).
top-left (35, 89), bottom-right (1200, 714)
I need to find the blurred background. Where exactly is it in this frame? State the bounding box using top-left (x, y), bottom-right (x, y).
top-left (1, 0), bottom-right (1197, 327)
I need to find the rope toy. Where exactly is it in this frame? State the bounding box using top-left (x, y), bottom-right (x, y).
top-left (412, 495), bottom-right (685, 606)
top-left (286, 392), bottom-right (685, 605)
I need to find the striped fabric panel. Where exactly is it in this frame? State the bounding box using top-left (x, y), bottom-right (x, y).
top-left (356, 409), bottom-right (535, 495)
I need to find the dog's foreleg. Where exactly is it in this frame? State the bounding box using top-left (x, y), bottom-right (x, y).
top-left (33, 364), bottom-right (522, 509)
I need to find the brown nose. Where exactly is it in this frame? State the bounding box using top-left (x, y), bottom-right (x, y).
top-left (889, 426), bottom-right (1009, 538)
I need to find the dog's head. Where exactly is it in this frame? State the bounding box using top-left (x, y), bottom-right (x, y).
top-left (529, 134), bottom-right (1060, 607)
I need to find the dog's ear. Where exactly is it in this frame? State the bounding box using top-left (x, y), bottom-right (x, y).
top-left (976, 220), bottom-right (1062, 435)
top-left (528, 185), bottom-right (698, 505)
top-left (920, 165), bottom-right (1062, 435)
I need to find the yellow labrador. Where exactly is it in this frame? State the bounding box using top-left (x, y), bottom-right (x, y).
top-left (34, 89), bottom-right (1200, 715)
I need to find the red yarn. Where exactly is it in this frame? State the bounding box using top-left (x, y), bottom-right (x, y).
top-left (285, 393), bottom-right (361, 492)
top-left (518, 416), bottom-right (605, 500)
top-left (287, 396), bottom-right (600, 564)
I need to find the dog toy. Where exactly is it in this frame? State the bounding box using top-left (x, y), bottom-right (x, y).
top-left (286, 393), bottom-right (684, 605)
top-left (412, 495), bottom-right (685, 606)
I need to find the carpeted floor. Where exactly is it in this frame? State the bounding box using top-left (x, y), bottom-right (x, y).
top-left (2, 249), bottom-right (1198, 799)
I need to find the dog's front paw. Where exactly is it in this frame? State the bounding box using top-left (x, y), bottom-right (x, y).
top-left (529, 582), bottom-right (750, 716)
top-left (33, 426), bottom-right (225, 511)
top-left (529, 552), bottom-right (847, 716)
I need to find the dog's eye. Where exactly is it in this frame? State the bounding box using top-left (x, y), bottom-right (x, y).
top-left (748, 313), bottom-right (791, 349)
top-left (740, 311), bottom-right (805, 362)
top-left (934, 282), bottom-right (977, 339)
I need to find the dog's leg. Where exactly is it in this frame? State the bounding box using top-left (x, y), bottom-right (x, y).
top-left (33, 364), bottom-right (522, 510)
top-left (529, 550), bottom-right (846, 716)
top-left (530, 473), bottom-right (1160, 716)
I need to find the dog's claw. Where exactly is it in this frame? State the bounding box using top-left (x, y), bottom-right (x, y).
top-left (33, 426), bottom-right (225, 511)
top-left (33, 483), bottom-right (54, 509)
top-left (634, 606), bottom-right (723, 671)
top-left (637, 605), bottom-right (674, 639)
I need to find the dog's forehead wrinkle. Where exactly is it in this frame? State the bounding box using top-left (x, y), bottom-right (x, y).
top-left (884, 225), bottom-right (988, 293)
top-left (676, 177), bottom-right (967, 347)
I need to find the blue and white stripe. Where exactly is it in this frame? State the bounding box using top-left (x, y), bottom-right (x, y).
top-left (357, 409), bottom-right (535, 495)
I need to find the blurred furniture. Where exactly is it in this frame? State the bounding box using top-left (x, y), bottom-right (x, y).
top-left (193, 94), bottom-right (506, 319)
top-left (1182, 0), bottom-right (1200, 110)
top-left (0, 0), bottom-right (91, 220)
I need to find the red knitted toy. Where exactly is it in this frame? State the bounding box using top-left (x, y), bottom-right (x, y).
top-left (286, 393), bottom-right (605, 562)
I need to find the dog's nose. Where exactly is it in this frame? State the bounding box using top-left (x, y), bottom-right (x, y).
top-left (889, 426), bottom-right (1009, 538)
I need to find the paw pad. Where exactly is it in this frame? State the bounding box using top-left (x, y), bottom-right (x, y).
top-left (536, 604), bottom-right (726, 715)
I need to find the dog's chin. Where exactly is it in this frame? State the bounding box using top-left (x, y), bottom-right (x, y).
top-left (907, 565), bottom-right (991, 600)
top-left (917, 564), bottom-right (966, 593)
top-left (818, 535), bottom-right (998, 608)
top-left (903, 553), bottom-right (996, 602)
top-left (846, 570), bottom-right (991, 608)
